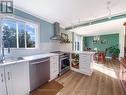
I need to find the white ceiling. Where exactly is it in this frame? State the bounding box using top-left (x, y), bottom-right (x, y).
top-left (14, 0), bottom-right (126, 28)
top-left (71, 18), bottom-right (126, 36)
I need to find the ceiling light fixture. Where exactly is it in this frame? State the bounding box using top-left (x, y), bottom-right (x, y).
top-left (66, 1), bottom-right (126, 30)
top-left (106, 1), bottom-right (112, 19)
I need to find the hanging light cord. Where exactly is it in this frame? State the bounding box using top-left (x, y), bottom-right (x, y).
top-left (106, 1), bottom-right (111, 19)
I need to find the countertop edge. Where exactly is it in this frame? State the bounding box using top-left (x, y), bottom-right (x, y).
top-left (0, 53), bottom-right (59, 66)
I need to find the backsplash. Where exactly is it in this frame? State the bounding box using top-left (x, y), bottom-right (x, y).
top-left (0, 41), bottom-right (60, 58)
top-left (60, 43), bottom-right (72, 52)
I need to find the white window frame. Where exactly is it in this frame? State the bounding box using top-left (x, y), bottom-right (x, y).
top-left (74, 33), bottom-right (83, 51)
top-left (1, 15), bottom-right (40, 49)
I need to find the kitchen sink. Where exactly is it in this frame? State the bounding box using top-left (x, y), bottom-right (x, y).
top-left (0, 57), bottom-right (25, 64)
top-left (16, 57), bottom-right (24, 60)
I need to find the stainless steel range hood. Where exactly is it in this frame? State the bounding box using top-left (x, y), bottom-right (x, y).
top-left (50, 22), bottom-right (62, 40)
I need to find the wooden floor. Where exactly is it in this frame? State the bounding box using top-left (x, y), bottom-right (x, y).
top-left (31, 81), bottom-right (63, 95)
top-left (56, 61), bottom-right (125, 95)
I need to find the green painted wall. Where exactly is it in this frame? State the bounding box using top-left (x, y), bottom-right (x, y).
top-left (83, 34), bottom-right (119, 55)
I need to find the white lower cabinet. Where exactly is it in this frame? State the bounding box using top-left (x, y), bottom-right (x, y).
top-left (0, 67), bottom-right (7, 95)
top-left (79, 54), bottom-right (94, 76)
top-left (50, 55), bottom-right (59, 81)
top-left (5, 65), bottom-right (13, 95)
top-left (0, 61), bottom-right (30, 95)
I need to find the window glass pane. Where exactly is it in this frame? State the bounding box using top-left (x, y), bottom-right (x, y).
top-left (77, 42), bottom-right (79, 51)
top-left (2, 19), bottom-right (17, 48)
top-left (26, 24), bottom-right (35, 48)
top-left (18, 22), bottom-right (25, 48)
top-left (74, 41), bottom-right (76, 51)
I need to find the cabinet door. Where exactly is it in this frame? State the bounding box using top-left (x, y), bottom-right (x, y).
top-left (79, 54), bottom-right (91, 67)
top-left (5, 65), bottom-right (14, 95)
top-left (0, 66), bottom-right (7, 95)
top-left (5, 61), bottom-right (30, 95)
top-left (50, 55), bottom-right (59, 80)
top-left (79, 54), bottom-right (93, 76)
top-left (50, 56), bottom-right (59, 74)
top-left (11, 61), bottom-right (30, 95)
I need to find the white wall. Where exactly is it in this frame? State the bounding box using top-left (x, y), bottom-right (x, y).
top-left (60, 43), bottom-right (72, 52)
top-left (119, 27), bottom-right (125, 57)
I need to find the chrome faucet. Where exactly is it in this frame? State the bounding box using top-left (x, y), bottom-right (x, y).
top-left (1, 39), bottom-right (5, 62)
top-left (0, 23), bottom-right (10, 63)
top-left (1, 36), bottom-right (11, 63)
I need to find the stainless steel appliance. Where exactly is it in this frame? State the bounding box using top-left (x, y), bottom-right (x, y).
top-left (50, 22), bottom-right (63, 40)
top-left (51, 51), bottom-right (70, 75)
top-left (29, 57), bottom-right (50, 91)
top-left (59, 53), bottom-right (70, 75)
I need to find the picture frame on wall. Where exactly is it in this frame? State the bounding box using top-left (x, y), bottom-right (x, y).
top-left (92, 40), bottom-right (98, 44)
top-left (101, 40), bottom-right (107, 44)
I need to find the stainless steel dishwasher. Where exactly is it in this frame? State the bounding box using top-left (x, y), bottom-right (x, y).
top-left (29, 57), bottom-right (50, 91)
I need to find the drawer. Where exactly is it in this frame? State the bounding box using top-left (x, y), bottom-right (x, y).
top-left (50, 68), bottom-right (58, 73)
top-left (80, 69), bottom-right (92, 76)
top-left (50, 71), bottom-right (58, 80)
top-left (80, 65), bottom-right (90, 69)
top-left (80, 62), bottom-right (90, 66)
top-left (80, 57), bottom-right (90, 61)
top-left (50, 62), bottom-right (59, 67)
top-left (50, 63), bottom-right (58, 70)
top-left (80, 55), bottom-right (90, 60)
top-left (79, 59), bottom-right (91, 64)
top-left (80, 65), bottom-right (90, 70)
top-left (50, 64), bottom-right (59, 73)
top-left (50, 59), bottom-right (56, 63)
top-left (50, 69), bottom-right (58, 75)
top-left (50, 56), bottom-right (59, 75)
top-left (80, 54), bottom-right (90, 58)
top-left (50, 56), bottom-right (59, 60)
top-left (80, 68), bottom-right (92, 72)
top-left (80, 66), bottom-right (91, 72)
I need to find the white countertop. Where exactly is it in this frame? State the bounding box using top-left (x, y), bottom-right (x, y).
top-left (0, 59), bottom-right (27, 66)
top-left (23, 53), bottom-right (58, 61)
top-left (69, 51), bottom-right (96, 54)
top-left (0, 53), bottom-right (59, 66)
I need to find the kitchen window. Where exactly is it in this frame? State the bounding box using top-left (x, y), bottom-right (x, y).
top-left (1, 17), bottom-right (39, 49)
top-left (74, 34), bottom-right (83, 51)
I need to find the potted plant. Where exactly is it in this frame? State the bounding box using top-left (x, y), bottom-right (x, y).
top-left (107, 45), bottom-right (120, 60)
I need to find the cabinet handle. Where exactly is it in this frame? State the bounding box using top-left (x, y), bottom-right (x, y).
top-left (30, 59), bottom-right (50, 65)
top-left (8, 72), bottom-right (10, 80)
top-left (1, 73), bottom-right (4, 82)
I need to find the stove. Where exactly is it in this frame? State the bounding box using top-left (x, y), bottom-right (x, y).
top-left (51, 51), bottom-right (70, 75)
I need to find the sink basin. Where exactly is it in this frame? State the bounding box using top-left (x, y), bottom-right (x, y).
top-left (16, 57), bottom-right (24, 60)
top-left (0, 57), bottom-right (25, 64)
